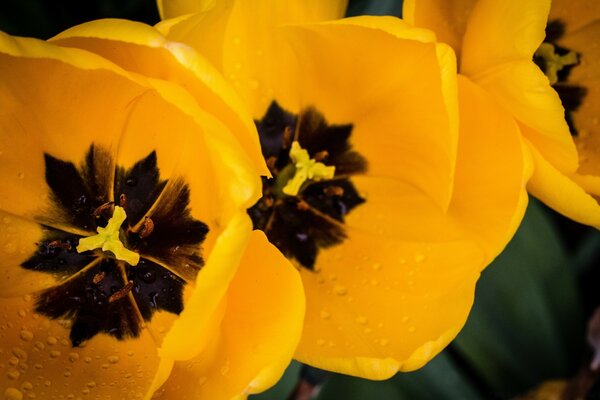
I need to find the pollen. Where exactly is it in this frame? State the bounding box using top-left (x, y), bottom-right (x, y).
top-left (76, 206), bottom-right (140, 266)
top-left (283, 141), bottom-right (335, 196)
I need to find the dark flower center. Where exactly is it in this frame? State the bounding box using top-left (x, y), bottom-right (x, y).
top-left (535, 19), bottom-right (588, 135)
top-left (22, 145), bottom-right (208, 346)
top-left (248, 102), bottom-right (367, 270)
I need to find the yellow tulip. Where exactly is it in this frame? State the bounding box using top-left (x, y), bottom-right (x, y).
top-left (404, 0), bottom-right (600, 226)
top-left (156, 0), bottom-right (530, 381)
top-left (0, 20), bottom-right (304, 399)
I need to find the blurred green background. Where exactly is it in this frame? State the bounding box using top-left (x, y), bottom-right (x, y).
top-left (1, 0), bottom-right (598, 399)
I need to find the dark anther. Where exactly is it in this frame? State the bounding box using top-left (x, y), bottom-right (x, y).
top-left (266, 156), bottom-right (277, 171)
top-left (139, 217), bottom-right (155, 239)
top-left (263, 197), bottom-right (274, 208)
top-left (324, 186), bottom-right (344, 197)
top-left (108, 281), bottom-right (134, 303)
top-left (92, 201), bottom-right (114, 217)
top-left (48, 240), bottom-right (72, 251)
top-left (297, 200), bottom-right (310, 211)
top-left (92, 271), bottom-right (106, 284)
top-left (119, 193), bottom-right (127, 208)
top-left (282, 126), bottom-right (293, 148)
top-left (314, 150), bottom-right (329, 162)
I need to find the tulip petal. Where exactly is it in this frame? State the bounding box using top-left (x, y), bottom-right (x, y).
top-left (549, 0), bottom-right (600, 35)
top-left (472, 60), bottom-right (577, 173)
top-left (0, 294), bottom-right (161, 399)
top-left (461, 0), bottom-right (550, 74)
top-left (295, 230), bottom-right (482, 378)
top-left (154, 231), bottom-right (305, 399)
top-left (403, 0), bottom-right (477, 59)
top-left (156, 1), bottom-right (347, 118)
top-left (280, 17), bottom-right (458, 211)
top-left (526, 140), bottom-right (600, 227)
top-left (52, 18), bottom-right (269, 177)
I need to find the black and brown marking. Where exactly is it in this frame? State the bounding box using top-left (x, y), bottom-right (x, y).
top-left (22, 145), bottom-right (208, 346)
top-left (248, 102), bottom-right (367, 270)
top-left (535, 19), bottom-right (588, 135)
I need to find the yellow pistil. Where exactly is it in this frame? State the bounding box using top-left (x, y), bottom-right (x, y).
top-left (283, 141), bottom-right (335, 196)
top-left (77, 205), bottom-right (140, 266)
top-left (535, 43), bottom-right (578, 85)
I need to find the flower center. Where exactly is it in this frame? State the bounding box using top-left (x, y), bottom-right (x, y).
top-left (77, 205), bottom-right (140, 266)
top-left (248, 101), bottom-right (367, 270)
top-left (534, 42), bottom-right (578, 85)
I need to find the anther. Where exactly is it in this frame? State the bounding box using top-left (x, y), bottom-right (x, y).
top-left (297, 200), bottom-right (310, 211)
top-left (324, 186), bottom-right (344, 197)
top-left (139, 217), bottom-right (154, 239)
top-left (314, 150), bottom-right (329, 162)
top-left (48, 240), bottom-right (72, 251)
top-left (266, 156), bottom-right (277, 171)
top-left (119, 193), bottom-right (127, 208)
top-left (108, 281), bottom-right (134, 303)
top-left (263, 197), bottom-right (274, 208)
top-left (282, 126), bottom-right (293, 148)
top-left (92, 271), bottom-right (106, 284)
top-left (93, 202), bottom-right (114, 218)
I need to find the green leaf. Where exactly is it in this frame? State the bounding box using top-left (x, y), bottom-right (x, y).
top-left (250, 361), bottom-right (301, 400)
top-left (453, 199), bottom-right (585, 397)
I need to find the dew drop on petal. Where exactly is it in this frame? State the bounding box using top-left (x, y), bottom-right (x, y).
top-left (379, 338), bottom-right (389, 346)
top-left (107, 355), bottom-right (119, 364)
top-left (333, 285), bottom-right (348, 296)
top-left (20, 382), bottom-right (32, 392)
top-left (49, 350), bottom-right (60, 359)
top-left (4, 388), bottom-right (23, 400)
top-left (408, 326), bottom-right (416, 333)
top-left (46, 336), bottom-right (57, 346)
top-left (19, 330), bottom-right (33, 342)
top-left (7, 370), bottom-right (20, 380)
top-left (320, 310), bottom-right (331, 320)
top-left (355, 316), bottom-right (368, 325)
top-left (414, 254), bottom-right (425, 262)
top-left (401, 316), bottom-right (409, 323)
top-left (17, 172), bottom-right (25, 180)
top-left (372, 263), bottom-right (382, 271)
top-left (68, 353), bottom-right (79, 363)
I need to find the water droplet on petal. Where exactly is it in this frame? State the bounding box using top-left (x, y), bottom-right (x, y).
top-left (408, 326), bottom-right (416, 333)
top-left (316, 339), bottom-right (326, 346)
top-left (107, 355), bottom-right (119, 364)
top-left (68, 353), bottom-right (79, 363)
top-left (372, 263), bottom-right (382, 271)
top-left (401, 316), bottom-right (409, 323)
top-left (20, 382), bottom-right (32, 392)
top-left (414, 254), bottom-right (425, 262)
top-left (320, 310), bottom-right (331, 320)
top-left (4, 387), bottom-right (23, 400)
top-left (7, 370), bottom-right (20, 380)
top-left (49, 350), bottom-right (60, 359)
top-left (19, 330), bottom-right (33, 342)
top-left (379, 338), bottom-right (389, 346)
top-left (17, 172), bottom-right (25, 180)
top-left (46, 336), bottom-right (57, 346)
top-left (355, 316), bottom-right (368, 325)
top-left (333, 285), bottom-right (347, 296)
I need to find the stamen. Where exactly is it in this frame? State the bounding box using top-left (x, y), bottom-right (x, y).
top-left (139, 217), bottom-right (154, 239)
top-left (283, 142), bottom-right (335, 196)
top-left (535, 43), bottom-right (578, 85)
top-left (282, 126), bottom-right (293, 148)
top-left (297, 200), bottom-right (310, 211)
top-left (92, 201), bottom-right (114, 218)
top-left (92, 271), bottom-right (106, 284)
top-left (314, 150), bottom-right (329, 162)
top-left (76, 206), bottom-right (140, 266)
top-left (108, 281), bottom-right (134, 303)
top-left (324, 186), bottom-right (344, 197)
top-left (119, 193), bottom-right (127, 208)
top-left (48, 240), bottom-right (72, 251)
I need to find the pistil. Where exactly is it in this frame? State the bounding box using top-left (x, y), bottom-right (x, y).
top-left (282, 141), bottom-right (335, 196)
top-left (77, 206), bottom-right (140, 266)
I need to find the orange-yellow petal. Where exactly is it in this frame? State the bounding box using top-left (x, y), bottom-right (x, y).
top-left (51, 18), bottom-right (268, 178)
top-left (549, 0), bottom-right (600, 34)
top-left (280, 17), bottom-right (458, 211)
top-left (461, 0), bottom-right (550, 74)
top-left (403, 0), bottom-right (477, 59)
top-left (295, 229), bottom-right (482, 378)
top-left (157, 0), bottom-right (348, 117)
top-left (153, 231), bottom-right (305, 399)
top-left (471, 60), bottom-right (577, 173)
top-left (526, 139), bottom-right (600, 227)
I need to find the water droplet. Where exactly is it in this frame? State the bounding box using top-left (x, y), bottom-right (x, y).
top-left (81, 389), bottom-right (90, 395)
top-left (33, 364), bottom-right (42, 370)
top-left (49, 350), bottom-right (61, 359)
top-left (414, 254), bottom-right (425, 262)
top-left (4, 388), bottom-right (23, 400)
top-left (408, 326), bottom-right (416, 333)
top-left (401, 316), bottom-right (409, 323)
top-left (248, 79), bottom-right (259, 89)
top-left (17, 172), bottom-right (25, 180)
top-left (379, 338), bottom-right (389, 346)
top-left (7, 370), bottom-right (20, 380)
top-left (370, 279), bottom-right (379, 286)
top-left (17, 310), bottom-right (26, 318)
top-left (68, 353), bottom-right (79, 363)
top-left (232, 37), bottom-right (241, 45)
top-left (46, 336), bottom-right (57, 346)
top-left (83, 357), bottom-right (92, 364)
top-left (19, 330), bottom-right (33, 342)
top-left (327, 340), bottom-right (335, 348)
top-left (355, 316), bottom-right (368, 325)
top-left (107, 355), bottom-right (119, 364)
top-left (63, 370), bottom-right (72, 378)
top-left (220, 361), bottom-right (230, 376)
top-left (43, 381), bottom-right (51, 387)
top-left (319, 310), bottom-right (331, 320)
top-left (127, 350), bottom-right (134, 357)
top-left (4, 242), bottom-right (17, 254)
top-left (20, 382), bottom-right (32, 392)
top-left (372, 263), bottom-right (382, 271)
top-left (363, 327), bottom-right (373, 334)
top-left (11, 348), bottom-right (27, 361)
top-left (328, 274), bottom-right (338, 282)
top-left (316, 339), bottom-right (326, 346)
top-left (333, 285), bottom-right (347, 296)
top-left (8, 356), bottom-right (19, 366)
top-left (86, 381), bottom-right (96, 389)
